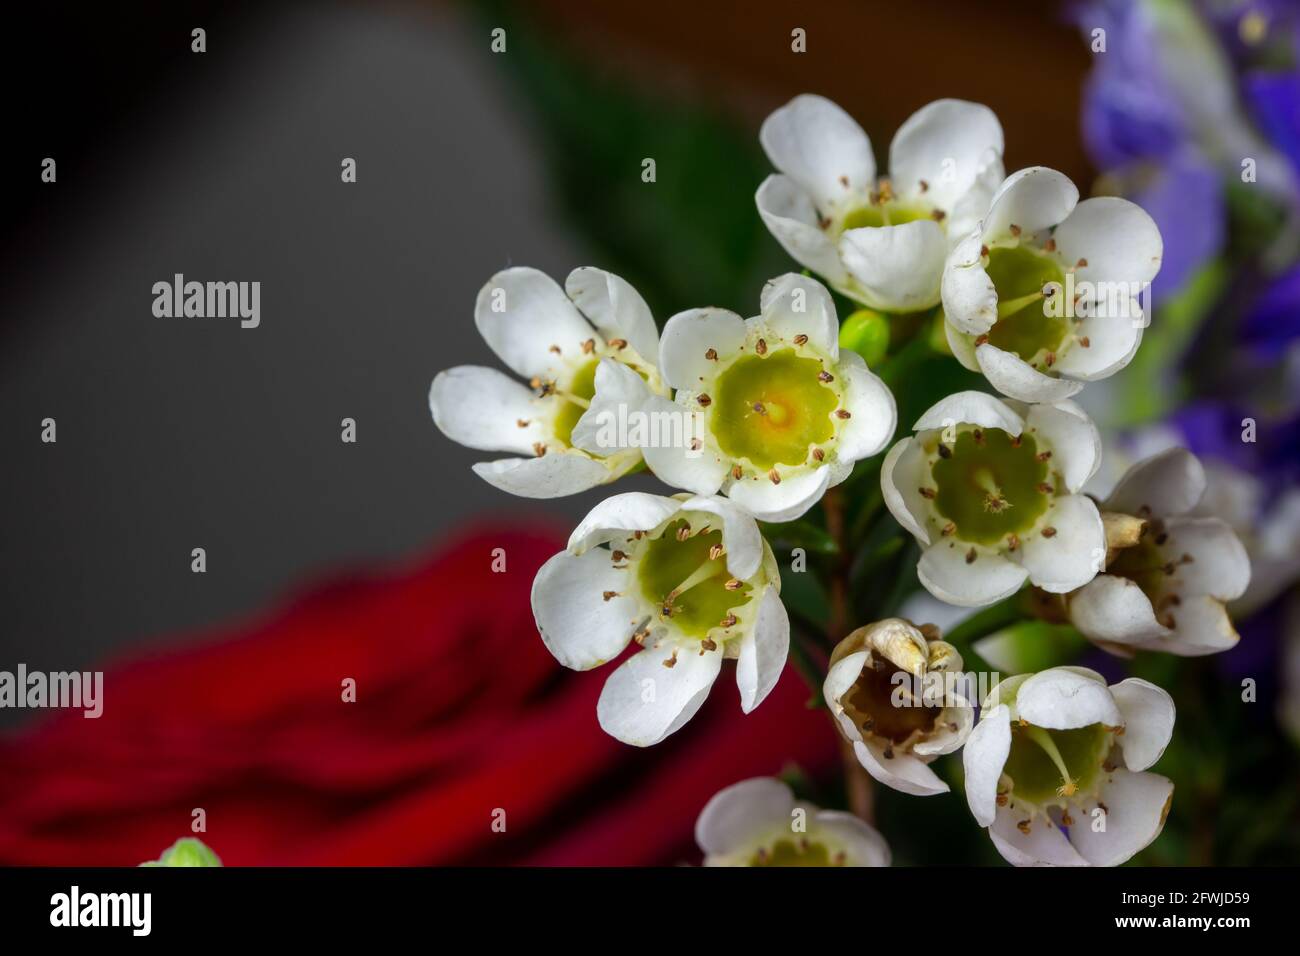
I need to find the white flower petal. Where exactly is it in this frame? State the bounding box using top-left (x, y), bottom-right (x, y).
top-left (1067, 769), bottom-right (1173, 867)
top-left (990, 803), bottom-right (1088, 866)
top-left (472, 452), bottom-right (612, 498)
top-left (839, 219), bottom-right (947, 312)
top-left (567, 491), bottom-right (683, 554)
top-left (918, 541), bottom-right (1029, 607)
top-left (890, 99), bottom-right (1004, 211)
top-left (948, 150), bottom-right (1006, 241)
top-left (641, 405), bottom-right (729, 496)
top-left (854, 739), bottom-right (950, 796)
top-left (474, 267), bottom-right (594, 379)
top-left (429, 365), bottom-right (543, 455)
top-left (596, 641), bottom-right (723, 747)
top-left (659, 307), bottom-right (747, 391)
top-left (1159, 593), bottom-right (1241, 656)
top-left (982, 166), bottom-right (1079, 240)
top-left (564, 267), bottom-right (659, 362)
top-left (758, 272), bottom-right (840, 358)
top-left (812, 811), bottom-right (892, 866)
top-left (736, 587), bottom-right (790, 713)
top-left (1052, 196), bottom-right (1164, 288)
top-left (531, 549), bottom-right (638, 670)
top-left (1022, 400), bottom-right (1102, 493)
top-left (941, 232), bottom-right (998, 334)
top-left (913, 696), bottom-right (975, 756)
top-left (755, 175), bottom-right (851, 287)
top-left (1110, 678), bottom-right (1175, 772)
top-left (964, 704), bottom-right (1012, 826)
top-left (1018, 494), bottom-right (1105, 593)
top-left (726, 466), bottom-right (832, 522)
top-left (759, 94), bottom-right (875, 212)
top-left (1161, 516), bottom-right (1251, 601)
top-left (835, 351), bottom-right (897, 461)
top-left (1069, 574), bottom-right (1168, 645)
top-left (824, 650), bottom-right (870, 713)
top-left (1015, 668), bottom-right (1121, 730)
top-left (975, 344), bottom-right (1085, 403)
top-left (881, 437), bottom-right (932, 546)
top-left (1105, 447), bottom-right (1206, 518)
top-left (695, 777), bottom-right (796, 857)
top-left (570, 359), bottom-right (654, 456)
top-left (678, 494), bottom-right (764, 581)
top-left (913, 389), bottom-right (1022, 434)
top-left (1053, 311), bottom-right (1142, 380)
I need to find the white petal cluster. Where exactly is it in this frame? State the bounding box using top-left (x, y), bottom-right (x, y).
top-left (696, 777), bottom-right (890, 867)
top-left (964, 668), bottom-right (1175, 866)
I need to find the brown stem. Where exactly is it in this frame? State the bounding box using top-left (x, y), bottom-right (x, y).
top-left (823, 486), bottom-right (875, 824)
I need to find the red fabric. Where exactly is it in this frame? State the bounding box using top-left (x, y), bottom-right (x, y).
top-left (0, 524), bottom-right (837, 865)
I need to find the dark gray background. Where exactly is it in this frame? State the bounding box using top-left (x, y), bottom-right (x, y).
top-left (0, 4), bottom-right (609, 691)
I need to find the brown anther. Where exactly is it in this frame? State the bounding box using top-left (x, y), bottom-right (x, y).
top-left (835, 409), bottom-right (851, 419)
top-left (1036, 450), bottom-right (1053, 462)
top-left (1075, 258), bottom-right (1088, 269)
top-left (708, 544), bottom-right (724, 560)
top-left (1044, 238), bottom-right (1057, 252)
top-left (676, 524), bottom-right (692, 541)
top-left (690, 438), bottom-right (702, 451)
top-left (704, 347), bottom-right (718, 361)
top-left (602, 591), bottom-right (619, 601)
top-left (812, 447), bottom-right (825, 462)
top-left (793, 334), bottom-right (808, 346)
top-left (632, 628), bottom-right (649, 646)
top-left (1007, 533), bottom-right (1019, 551)
top-left (1061, 811), bottom-right (1074, 827)
top-left (696, 393), bottom-right (712, 407)
top-left (937, 443), bottom-right (952, 459)
top-left (724, 578), bottom-right (744, 591)
top-left (919, 179), bottom-right (929, 193)
top-left (609, 338), bottom-right (628, 350)
top-left (965, 548), bottom-right (977, 564)
top-left (611, 550), bottom-right (628, 562)
top-left (972, 429), bottom-right (985, 445)
top-left (1041, 526), bottom-right (1057, 538)
top-left (882, 746), bottom-right (895, 760)
top-left (1017, 820), bottom-right (1032, 835)
top-left (1009, 434), bottom-right (1023, 447)
top-left (720, 613), bottom-right (738, 628)
top-left (1037, 482), bottom-right (1054, 494)
top-left (1009, 224), bottom-right (1022, 237)
top-left (731, 464), bottom-right (744, 481)
top-left (581, 338), bottom-right (596, 354)
top-left (941, 522), bottom-right (956, 537)
top-left (1080, 336), bottom-right (1091, 348)
top-left (818, 215), bottom-right (832, 230)
top-left (974, 334), bottom-right (990, 347)
top-left (979, 244), bottom-right (990, 259)
top-left (839, 174), bottom-right (850, 188)
top-left (1044, 351), bottom-right (1057, 368)
top-left (996, 793), bottom-right (1009, 806)
top-left (931, 209), bottom-right (946, 222)
top-left (663, 651), bottom-right (678, 668)
top-left (533, 442), bottom-right (547, 457)
top-left (918, 487), bottom-right (937, 499)
top-left (768, 468), bottom-right (782, 485)
top-left (548, 344), bottom-right (562, 355)
top-left (701, 638), bottom-right (717, 652)
top-left (516, 418), bottom-right (530, 428)
top-left (818, 370), bottom-right (834, 383)
top-left (755, 338), bottom-right (768, 356)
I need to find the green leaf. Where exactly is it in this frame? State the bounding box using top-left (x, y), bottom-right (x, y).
top-left (971, 619), bottom-right (1089, 674)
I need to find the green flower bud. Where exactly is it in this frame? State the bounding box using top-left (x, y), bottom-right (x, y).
top-left (838, 309), bottom-right (890, 366)
top-left (139, 837), bottom-right (223, 867)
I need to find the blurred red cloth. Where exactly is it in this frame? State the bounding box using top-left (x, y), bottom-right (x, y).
top-left (0, 524), bottom-right (837, 865)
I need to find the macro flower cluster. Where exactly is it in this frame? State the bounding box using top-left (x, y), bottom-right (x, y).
top-left (430, 91), bottom-right (1253, 867)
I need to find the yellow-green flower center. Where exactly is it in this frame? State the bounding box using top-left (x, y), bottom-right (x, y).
top-left (1003, 722), bottom-right (1112, 808)
top-left (984, 246), bottom-right (1069, 365)
top-left (551, 358), bottom-right (599, 447)
top-left (841, 203), bottom-right (931, 231)
top-left (931, 429), bottom-right (1051, 546)
top-left (749, 837), bottom-right (844, 867)
top-left (638, 519), bottom-right (752, 639)
top-left (711, 350), bottom-right (837, 470)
